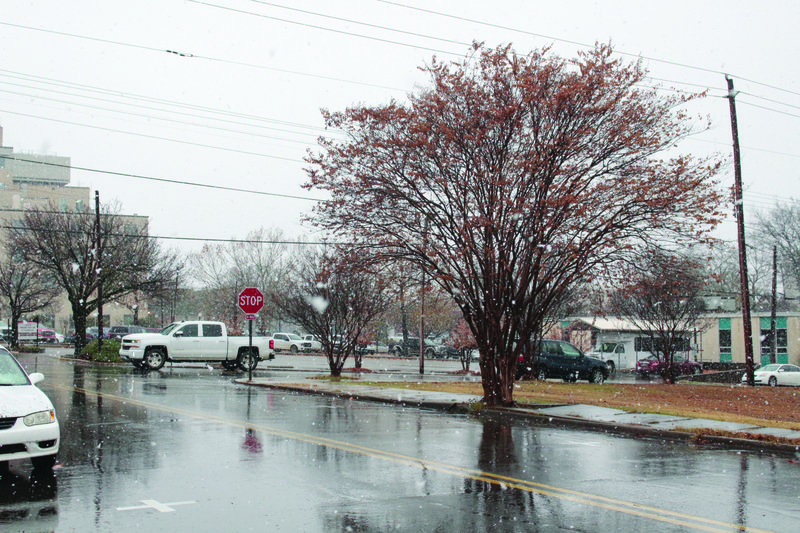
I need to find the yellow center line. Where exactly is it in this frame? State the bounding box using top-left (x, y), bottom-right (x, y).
top-left (61, 384), bottom-right (775, 533)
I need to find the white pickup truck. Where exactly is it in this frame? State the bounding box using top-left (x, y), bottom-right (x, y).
top-left (119, 321), bottom-right (274, 371)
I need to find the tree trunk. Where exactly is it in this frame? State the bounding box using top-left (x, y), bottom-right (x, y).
top-left (327, 350), bottom-right (345, 377)
top-left (478, 346), bottom-right (516, 407)
top-left (72, 304), bottom-right (88, 357)
top-left (10, 310), bottom-right (21, 350)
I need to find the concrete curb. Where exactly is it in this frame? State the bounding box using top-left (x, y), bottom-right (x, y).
top-left (238, 379), bottom-right (800, 455)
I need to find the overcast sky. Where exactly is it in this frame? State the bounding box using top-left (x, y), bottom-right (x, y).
top-left (1, 0), bottom-right (798, 254)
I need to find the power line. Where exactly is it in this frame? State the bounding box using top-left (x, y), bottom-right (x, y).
top-left (0, 21), bottom-right (406, 94)
top-left (0, 108), bottom-right (307, 161)
top-left (378, 0), bottom-right (800, 100)
top-left (0, 155), bottom-right (323, 202)
top-left (0, 85), bottom-right (320, 145)
top-left (245, 0), bottom-right (471, 48)
top-left (0, 224), bottom-right (333, 246)
top-left (0, 70), bottom-right (332, 137)
top-left (188, 0), bottom-right (461, 56)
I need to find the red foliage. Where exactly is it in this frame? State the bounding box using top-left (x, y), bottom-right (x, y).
top-left (305, 43), bottom-right (724, 406)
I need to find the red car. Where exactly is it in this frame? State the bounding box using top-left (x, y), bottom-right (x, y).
top-left (636, 354), bottom-right (702, 377)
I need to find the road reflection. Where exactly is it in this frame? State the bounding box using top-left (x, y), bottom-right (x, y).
top-left (0, 468), bottom-right (58, 530)
top-left (5, 355), bottom-right (800, 532)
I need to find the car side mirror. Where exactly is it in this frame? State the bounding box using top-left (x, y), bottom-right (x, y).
top-left (174, 331), bottom-right (183, 337)
top-left (29, 372), bottom-right (45, 384)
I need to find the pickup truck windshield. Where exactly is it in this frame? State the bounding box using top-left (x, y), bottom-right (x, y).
top-left (160, 323), bottom-right (180, 335)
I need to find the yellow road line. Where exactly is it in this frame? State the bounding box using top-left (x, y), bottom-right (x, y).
top-left (62, 384), bottom-right (775, 533)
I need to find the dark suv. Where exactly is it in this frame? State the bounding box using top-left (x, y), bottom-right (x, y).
top-left (517, 339), bottom-right (608, 383)
top-left (107, 325), bottom-right (147, 341)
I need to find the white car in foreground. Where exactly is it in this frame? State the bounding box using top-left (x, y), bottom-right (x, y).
top-left (0, 347), bottom-right (60, 470)
top-left (743, 363), bottom-right (800, 387)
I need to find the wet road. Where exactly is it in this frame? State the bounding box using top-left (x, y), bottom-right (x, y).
top-left (3, 354), bottom-right (799, 532)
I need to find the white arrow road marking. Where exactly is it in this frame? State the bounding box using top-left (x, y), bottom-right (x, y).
top-left (117, 500), bottom-right (197, 513)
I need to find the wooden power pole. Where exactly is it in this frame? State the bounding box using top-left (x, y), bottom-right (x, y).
top-left (726, 75), bottom-right (755, 385)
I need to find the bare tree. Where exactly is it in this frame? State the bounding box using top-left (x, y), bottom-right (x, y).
top-left (305, 44), bottom-right (723, 405)
top-left (274, 248), bottom-right (389, 376)
top-left (8, 202), bottom-right (172, 355)
top-left (610, 250), bottom-right (707, 383)
top-left (755, 200), bottom-right (800, 306)
top-left (704, 243), bottom-right (781, 312)
top-left (187, 227), bottom-right (294, 331)
top-left (0, 242), bottom-right (62, 348)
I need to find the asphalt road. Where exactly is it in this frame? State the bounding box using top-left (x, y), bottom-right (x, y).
top-left (2, 353), bottom-right (798, 532)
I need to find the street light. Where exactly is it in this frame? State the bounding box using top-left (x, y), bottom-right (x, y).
top-left (172, 265), bottom-right (183, 322)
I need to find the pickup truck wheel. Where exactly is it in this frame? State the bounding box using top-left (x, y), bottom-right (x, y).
top-left (143, 348), bottom-right (166, 370)
top-left (237, 350), bottom-right (258, 371)
top-left (290, 345), bottom-right (298, 354)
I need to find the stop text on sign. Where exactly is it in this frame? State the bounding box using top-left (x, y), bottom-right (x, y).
top-left (238, 287), bottom-right (265, 315)
top-left (239, 294), bottom-right (263, 306)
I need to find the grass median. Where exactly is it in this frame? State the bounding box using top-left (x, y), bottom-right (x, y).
top-left (326, 378), bottom-right (800, 432)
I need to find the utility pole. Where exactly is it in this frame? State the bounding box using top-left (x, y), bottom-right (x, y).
top-left (95, 191), bottom-right (103, 353)
top-left (770, 245), bottom-right (777, 364)
top-left (726, 75), bottom-right (755, 385)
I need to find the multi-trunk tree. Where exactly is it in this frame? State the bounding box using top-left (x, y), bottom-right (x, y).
top-left (274, 248), bottom-right (388, 376)
top-left (610, 250), bottom-right (708, 383)
top-left (0, 243), bottom-right (62, 348)
top-left (9, 202), bottom-right (174, 355)
top-left (305, 43), bottom-right (724, 406)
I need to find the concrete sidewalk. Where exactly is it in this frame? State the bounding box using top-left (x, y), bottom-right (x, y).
top-left (240, 375), bottom-right (800, 453)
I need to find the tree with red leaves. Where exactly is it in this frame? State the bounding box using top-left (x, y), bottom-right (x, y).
top-left (610, 249), bottom-right (708, 384)
top-left (448, 318), bottom-right (478, 372)
top-left (305, 43), bottom-right (724, 406)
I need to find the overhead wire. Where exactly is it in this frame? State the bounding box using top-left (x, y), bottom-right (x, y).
top-left (1, 0), bottom-right (798, 249)
top-left (0, 155), bottom-right (323, 202)
top-left (0, 224), bottom-right (332, 246)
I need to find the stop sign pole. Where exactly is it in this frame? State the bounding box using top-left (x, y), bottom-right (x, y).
top-left (238, 288), bottom-right (264, 381)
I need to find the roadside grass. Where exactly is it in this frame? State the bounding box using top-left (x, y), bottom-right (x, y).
top-left (354, 379), bottom-right (800, 431)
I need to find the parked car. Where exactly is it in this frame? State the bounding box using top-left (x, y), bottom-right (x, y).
top-left (517, 339), bottom-right (608, 383)
top-left (389, 337), bottom-right (421, 357)
top-left (587, 342), bottom-right (625, 374)
top-left (743, 364), bottom-right (800, 387)
top-left (107, 325), bottom-right (147, 341)
top-left (119, 321), bottom-right (274, 371)
top-left (86, 327), bottom-right (110, 340)
top-left (65, 332), bottom-right (94, 345)
top-left (636, 354), bottom-right (702, 377)
top-left (359, 341), bottom-right (389, 355)
top-left (427, 335), bottom-right (460, 359)
top-left (270, 333), bottom-right (313, 353)
top-left (0, 346), bottom-right (60, 470)
top-left (302, 335), bottom-right (323, 352)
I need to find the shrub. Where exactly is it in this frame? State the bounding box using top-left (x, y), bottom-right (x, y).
top-left (15, 345), bottom-right (46, 354)
top-left (82, 339), bottom-right (123, 363)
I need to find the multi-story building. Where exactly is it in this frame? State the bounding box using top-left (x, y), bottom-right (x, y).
top-left (0, 127), bottom-right (151, 334)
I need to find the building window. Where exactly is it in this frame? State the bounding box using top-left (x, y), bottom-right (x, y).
top-left (719, 318), bottom-right (732, 363)
top-left (759, 317), bottom-right (788, 365)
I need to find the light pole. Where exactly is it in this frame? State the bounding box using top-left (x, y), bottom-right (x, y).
top-left (172, 265), bottom-right (183, 322)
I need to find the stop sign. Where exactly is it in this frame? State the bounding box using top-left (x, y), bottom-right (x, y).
top-left (238, 287), bottom-right (264, 315)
